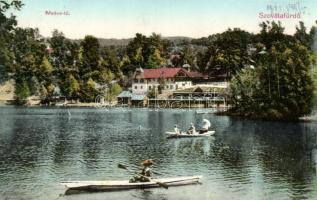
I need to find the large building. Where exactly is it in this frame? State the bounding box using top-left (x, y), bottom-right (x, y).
top-left (132, 67), bottom-right (206, 95)
top-left (118, 67), bottom-right (229, 107)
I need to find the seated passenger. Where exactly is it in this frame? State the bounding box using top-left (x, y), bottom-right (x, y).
top-left (129, 159), bottom-right (153, 183)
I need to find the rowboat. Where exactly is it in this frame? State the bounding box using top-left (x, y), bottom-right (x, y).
top-left (196, 110), bottom-right (214, 114)
top-left (166, 131), bottom-right (215, 138)
top-left (61, 176), bottom-right (202, 194)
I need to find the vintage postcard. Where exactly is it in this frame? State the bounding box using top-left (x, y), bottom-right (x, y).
top-left (0, 0), bottom-right (317, 199)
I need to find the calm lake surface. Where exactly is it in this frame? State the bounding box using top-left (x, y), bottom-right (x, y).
top-left (0, 107), bottom-right (317, 200)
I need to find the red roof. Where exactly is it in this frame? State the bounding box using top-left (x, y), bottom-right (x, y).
top-left (143, 68), bottom-right (189, 79)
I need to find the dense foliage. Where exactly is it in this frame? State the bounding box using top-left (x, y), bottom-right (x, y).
top-left (229, 21), bottom-right (316, 120)
top-left (0, 1), bottom-right (316, 120)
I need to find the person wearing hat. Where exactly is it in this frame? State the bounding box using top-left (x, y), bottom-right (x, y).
top-left (174, 124), bottom-right (180, 135)
top-left (129, 159), bottom-right (154, 183)
top-left (140, 159), bottom-right (153, 178)
top-left (187, 123), bottom-right (196, 135)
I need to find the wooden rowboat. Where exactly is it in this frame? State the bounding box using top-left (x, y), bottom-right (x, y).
top-left (61, 176), bottom-right (202, 194)
top-left (166, 131), bottom-right (215, 138)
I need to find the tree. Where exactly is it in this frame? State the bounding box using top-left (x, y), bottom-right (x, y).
top-left (65, 74), bottom-right (80, 99)
top-left (294, 21), bottom-right (312, 49)
top-left (11, 27), bottom-right (47, 100)
top-left (147, 49), bottom-right (166, 68)
top-left (79, 35), bottom-right (100, 80)
top-left (107, 83), bottom-right (122, 101)
top-left (14, 79), bottom-right (30, 104)
top-left (197, 28), bottom-right (253, 78)
top-left (49, 30), bottom-right (79, 97)
top-left (171, 45), bottom-right (196, 68)
top-left (99, 46), bottom-right (121, 82)
top-left (37, 56), bottom-right (54, 88)
top-left (39, 83), bottom-right (55, 103)
top-left (101, 47), bottom-right (120, 72)
top-left (39, 85), bottom-right (48, 100)
top-left (0, 0), bottom-right (23, 82)
top-left (125, 33), bottom-right (169, 69)
top-left (81, 77), bottom-right (97, 101)
top-left (229, 22), bottom-right (316, 120)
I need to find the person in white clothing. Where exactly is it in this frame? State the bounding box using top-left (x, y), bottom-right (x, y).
top-left (174, 124), bottom-right (180, 135)
top-left (200, 119), bottom-right (211, 134)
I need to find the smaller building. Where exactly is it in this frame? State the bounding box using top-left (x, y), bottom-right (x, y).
top-left (117, 91), bottom-right (132, 105)
top-left (172, 86), bottom-right (228, 107)
top-left (131, 94), bottom-right (147, 107)
top-left (117, 91), bottom-right (147, 107)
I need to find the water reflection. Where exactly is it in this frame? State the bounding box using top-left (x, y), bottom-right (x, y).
top-left (0, 107), bottom-right (316, 200)
top-left (213, 119), bottom-right (317, 199)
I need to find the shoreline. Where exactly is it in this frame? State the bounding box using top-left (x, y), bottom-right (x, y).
top-left (0, 103), bottom-right (229, 110)
top-left (215, 109), bottom-right (317, 122)
top-left (0, 103), bottom-right (316, 122)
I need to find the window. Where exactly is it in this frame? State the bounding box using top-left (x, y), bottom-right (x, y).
top-left (134, 85), bottom-right (137, 89)
top-left (170, 85), bottom-right (174, 89)
top-left (141, 86), bottom-right (143, 89)
top-left (140, 79), bottom-right (144, 83)
top-left (149, 86), bottom-right (152, 90)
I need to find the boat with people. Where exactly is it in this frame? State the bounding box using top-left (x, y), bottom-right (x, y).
top-left (61, 176), bottom-right (202, 194)
top-left (166, 130), bottom-right (215, 138)
top-left (61, 160), bottom-right (202, 195)
top-left (166, 119), bottom-right (215, 139)
top-left (195, 110), bottom-right (214, 114)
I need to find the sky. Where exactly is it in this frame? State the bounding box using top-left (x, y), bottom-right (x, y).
top-left (10, 0), bottom-right (317, 39)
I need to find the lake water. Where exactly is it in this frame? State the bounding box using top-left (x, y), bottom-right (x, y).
top-left (0, 107), bottom-right (317, 200)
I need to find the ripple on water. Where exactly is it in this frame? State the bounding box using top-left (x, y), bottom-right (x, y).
top-left (0, 107), bottom-right (317, 200)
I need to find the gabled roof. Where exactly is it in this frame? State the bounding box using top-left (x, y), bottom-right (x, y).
top-left (117, 91), bottom-right (132, 98)
top-left (143, 68), bottom-right (189, 79)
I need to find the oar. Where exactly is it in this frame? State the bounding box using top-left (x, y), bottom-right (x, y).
top-left (118, 164), bottom-right (168, 189)
top-left (118, 164), bottom-right (164, 176)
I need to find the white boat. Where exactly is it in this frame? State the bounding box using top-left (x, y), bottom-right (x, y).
top-left (166, 131), bottom-right (215, 138)
top-left (196, 110), bottom-right (214, 114)
top-left (61, 176), bottom-right (202, 194)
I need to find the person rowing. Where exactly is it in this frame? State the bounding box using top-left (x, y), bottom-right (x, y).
top-left (187, 123), bottom-right (196, 135)
top-left (199, 119), bottom-right (211, 134)
top-left (129, 159), bottom-right (154, 183)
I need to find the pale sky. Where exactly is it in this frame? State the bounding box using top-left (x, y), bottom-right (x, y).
top-left (11, 0), bottom-right (317, 39)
